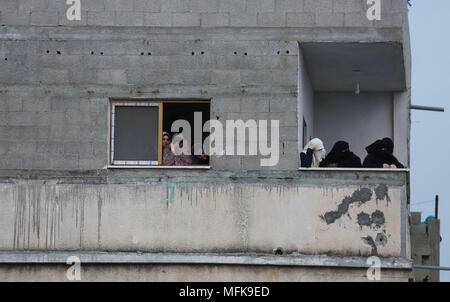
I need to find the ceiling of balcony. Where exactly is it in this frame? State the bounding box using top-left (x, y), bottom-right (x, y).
top-left (300, 42), bottom-right (406, 92)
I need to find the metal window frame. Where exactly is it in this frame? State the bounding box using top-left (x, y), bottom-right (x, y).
top-left (110, 101), bottom-right (160, 166)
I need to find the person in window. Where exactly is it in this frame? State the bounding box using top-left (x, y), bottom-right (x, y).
top-left (162, 131), bottom-right (175, 166)
top-left (171, 133), bottom-right (192, 166)
top-left (191, 143), bottom-right (209, 165)
top-left (300, 138), bottom-right (326, 168)
top-left (319, 141), bottom-right (362, 168)
top-left (362, 138), bottom-right (405, 168)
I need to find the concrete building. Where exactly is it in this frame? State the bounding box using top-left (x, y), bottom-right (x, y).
top-left (0, 0), bottom-right (419, 281)
top-left (410, 212), bottom-right (441, 282)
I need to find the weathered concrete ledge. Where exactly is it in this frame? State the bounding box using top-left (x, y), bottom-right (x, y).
top-left (0, 169), bottom-right (409, 187)
top-left (0, 171), bottom-right (408, 257)
top-left (0, 251), bottom-right (412, 270)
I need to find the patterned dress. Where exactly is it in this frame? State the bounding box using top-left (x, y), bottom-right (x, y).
top-left (162, 147), bottom-right (175, 166)
top-left (162, 146), bottom-right (192, 166)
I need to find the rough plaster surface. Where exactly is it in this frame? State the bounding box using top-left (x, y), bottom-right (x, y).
top-left (0, 171), bottom-right (407, 258)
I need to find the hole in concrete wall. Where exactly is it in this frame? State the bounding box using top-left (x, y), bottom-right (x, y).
top-left (140, 52), bottom-right (144, 55)
top-left (57, 51), bottom-right (61, 55)
top-left (191, 51), bottom-right (195, 55)
top-left (234, 51), bottom-right (237, 55)
top-left (201, 51), bottom-right (204, 55)
top-left (46, 50), bottom-right (50, 54)
top-left (4, 58), bottom-right (7, 61)
top-left (91, 51), bottom-right (94, 55)
top-left (273, 247), bottom-right (284, 255)
top-left (286, 50), bottom-right (290, 54)
top-left (148, 52), bottom-right (151, 56)
top-left (277, 51), bottom-right (280, 55)
top-left (100, 52), bottom-right (104, 55)
top-left (244, 52), bottom-right (248, 56)
top-left (375, 233), bottom-right (387, 246)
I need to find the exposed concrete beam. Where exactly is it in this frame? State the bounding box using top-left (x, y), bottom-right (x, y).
top-left (0, 168), bottom-right (410, 186)
top-left (0, 252), bottom-right (413, 270)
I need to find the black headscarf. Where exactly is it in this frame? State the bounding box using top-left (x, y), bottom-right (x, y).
top-left (326, 141), bottom-right (349, 161)
top-left (365, 139), bottom-right (385, 154)
top-left (319, 141), bottom-right (362, 168)
top-left (382, 137), bottom-right (394, 154)
top-left (363, 138), bottom-right (405, 168)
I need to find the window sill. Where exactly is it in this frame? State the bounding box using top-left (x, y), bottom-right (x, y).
top-left (298, 167), bottom-right (410, 172)
top-left (107, 165), bottom-right (211, 170)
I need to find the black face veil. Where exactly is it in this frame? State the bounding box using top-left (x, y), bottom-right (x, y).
top-left (365, 139), bottom-right (384, 154)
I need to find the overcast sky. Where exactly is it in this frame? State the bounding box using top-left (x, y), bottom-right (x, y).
top-left (408, 0), bottom-right (449, 281)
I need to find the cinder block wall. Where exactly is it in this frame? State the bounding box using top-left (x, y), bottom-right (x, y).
top-left (1, 0), bottom-right (408, 28)
top-left (411, 212), bottom-right (440, 282)
top-left (0, 0), bottom-right (409, 171)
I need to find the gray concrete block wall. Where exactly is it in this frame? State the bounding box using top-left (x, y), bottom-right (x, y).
top-left (0, 0), bottom-right (410, 171)
top-left (0, 35), bottom-right (299, 170)
top-left (410, 212), bottom-right (440, 282)
top-left (0, 0), bottom-right (408, 28)
top-left (0, 88), bottom-right (108, 170)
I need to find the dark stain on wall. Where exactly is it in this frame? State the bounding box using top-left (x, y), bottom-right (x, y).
top-left (357, 210), bottom-right (386, 227)
top-left (357, 212), bottom-right (372, 226)
top-left (375, 184), bottom-right (391, 202)
top-left (371, 210), bottom-right (386, 226)
top-left (361, 235), bottom-right (378, 256)
top-left (361, 232), bottom-right (388, 256)
top-left (321, 188), bottom-right (372, 224)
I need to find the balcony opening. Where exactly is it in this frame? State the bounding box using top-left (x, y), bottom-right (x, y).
top-left (298, 42), bottom-right (408, 169)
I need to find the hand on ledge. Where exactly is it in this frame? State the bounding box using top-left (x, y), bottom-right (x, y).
top-left (383, 164), bottom-right (398, 169)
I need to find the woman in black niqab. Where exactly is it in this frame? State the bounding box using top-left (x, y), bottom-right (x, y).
top-left (319, 141), bottom-right (362, 168)
top-left (362, 138), bottom-right (405, 168)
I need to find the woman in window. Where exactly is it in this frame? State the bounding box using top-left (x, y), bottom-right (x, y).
top-left (319, 141), bottom-right (362, 168)
top-left (162, 131), bottom-right (175, 166)
top-left (170, 133), bottom-right (192, 166)
top-left (300, 138), bottom-right (326, 168)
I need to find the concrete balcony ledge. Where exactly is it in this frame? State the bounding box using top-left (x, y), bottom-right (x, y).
top-left (0, 168), bottom-right (409, 186)
top-left (0, 251), bottom-right (412, 270)
top-left (0, 162), bottom-right (410, 262)
top-left (0, 168), bottom-right (409, 259)
top-left (0, 251), bottom-right (413, 282)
